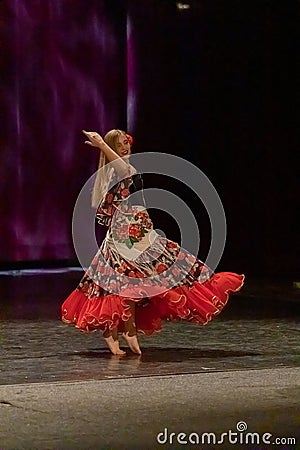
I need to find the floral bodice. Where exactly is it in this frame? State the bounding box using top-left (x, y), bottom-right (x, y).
top-left (96, 174), bottom-right (153, 251)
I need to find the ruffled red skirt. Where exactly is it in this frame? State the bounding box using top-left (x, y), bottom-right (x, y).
top-left (62, 272), bottom-right (245, 335)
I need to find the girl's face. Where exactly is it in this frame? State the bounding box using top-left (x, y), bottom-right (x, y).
top-left (115, 133), bottom-right (131, 157)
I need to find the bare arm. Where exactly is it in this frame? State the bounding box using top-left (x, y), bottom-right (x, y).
top-left (82, 130), bottom-right (135, 177)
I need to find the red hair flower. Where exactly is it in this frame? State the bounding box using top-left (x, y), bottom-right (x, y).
top-left (125, 133), bottom-right (134, 145)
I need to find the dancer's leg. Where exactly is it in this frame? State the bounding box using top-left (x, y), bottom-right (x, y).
top-left (111, 328), bottom-right (118, 340)
top-left (124, 301), bottom-right (137, 336)
top-left (123, 301), bottom-right (142, 355)
top-left (103, 327), bottom-right (126, 355)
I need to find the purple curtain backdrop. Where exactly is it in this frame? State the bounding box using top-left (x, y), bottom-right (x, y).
top-left (0, 0), bottom-right (132, 263)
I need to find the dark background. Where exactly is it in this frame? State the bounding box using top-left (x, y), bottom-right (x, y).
top-left (0, 0), bottom-right (299, 279)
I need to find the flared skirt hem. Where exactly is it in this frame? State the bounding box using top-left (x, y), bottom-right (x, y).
top-left (61, 272), bottom-right (245, 336)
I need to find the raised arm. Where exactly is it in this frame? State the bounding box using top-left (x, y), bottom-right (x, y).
top-left (82, 130), bottom-right (135, 178)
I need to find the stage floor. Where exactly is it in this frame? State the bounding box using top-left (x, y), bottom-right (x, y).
top-left (0, 318), bottom-right (299, 386)
top-left (0, 318), bottom-right (300, 384)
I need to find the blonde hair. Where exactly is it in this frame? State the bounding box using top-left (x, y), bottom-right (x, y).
top-left (91, 129), bottom-right (127, 208)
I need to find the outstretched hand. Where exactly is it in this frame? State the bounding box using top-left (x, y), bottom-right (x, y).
top-left (82, 130), bottom-right (105, 148)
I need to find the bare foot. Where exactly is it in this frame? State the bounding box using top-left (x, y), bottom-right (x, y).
top-left (114, 340), bottom-right (126, 355)
top-left (122, 332), bottom-right (142, 355)
top-left (104, 336), bottom-right (126, 355)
